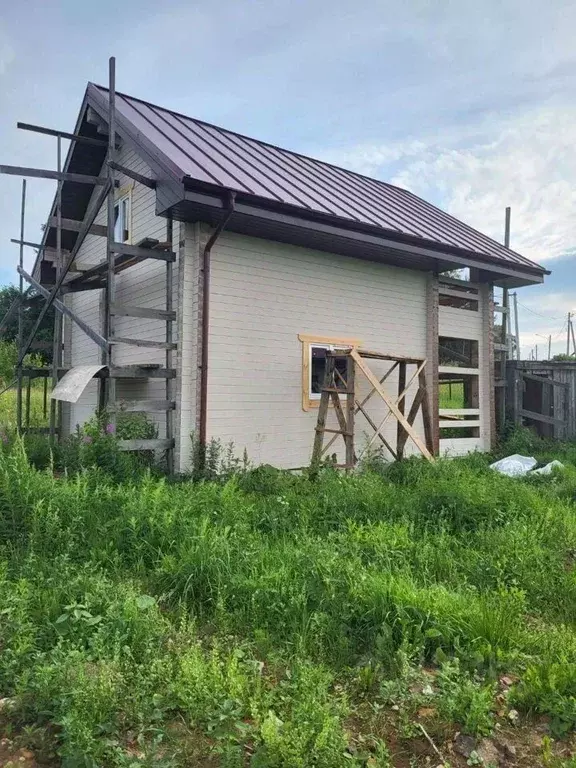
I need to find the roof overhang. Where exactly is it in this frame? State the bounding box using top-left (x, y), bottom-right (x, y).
top-left (168, 184), bottom-right (546, 288)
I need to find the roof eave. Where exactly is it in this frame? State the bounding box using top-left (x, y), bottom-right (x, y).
top-left (177, 181), bottom-right (547, 288)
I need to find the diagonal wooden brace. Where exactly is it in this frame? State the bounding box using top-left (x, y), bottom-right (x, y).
top-left (351, 349), bottom-right (433, 462)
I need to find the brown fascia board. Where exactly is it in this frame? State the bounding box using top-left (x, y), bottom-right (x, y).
top-left (179, 184), bottom-right (547, 287)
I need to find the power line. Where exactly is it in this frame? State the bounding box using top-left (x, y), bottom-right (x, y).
top-left (516, 301), bottom-right (565, 321)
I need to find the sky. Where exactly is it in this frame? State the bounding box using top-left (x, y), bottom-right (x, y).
top-left (1, 0), bottom-right (575, 357)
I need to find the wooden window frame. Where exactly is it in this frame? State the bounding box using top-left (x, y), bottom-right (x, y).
top-left (298, 333), bottom-right (361, 411)
top-left (114, 183), bottom-right (134, 244)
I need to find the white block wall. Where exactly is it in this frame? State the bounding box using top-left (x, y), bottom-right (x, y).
top-left (199, 230), bottom-right (429, 470)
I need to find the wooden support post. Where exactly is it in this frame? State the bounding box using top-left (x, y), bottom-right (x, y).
top-left (419, 367), bottom-right (434, 454)
top-left (482, 283), bottom-right (497, 447)
top-left (345, 352), bottom-right (355, 470)
top-left (426, 272), bottom-right (439, 455)
top-left (311, 355), bottom-right (334, 466)
top-left (25, 376), bottom-right (31, 428)
top-left (396, 361), bottom-right (407, 460)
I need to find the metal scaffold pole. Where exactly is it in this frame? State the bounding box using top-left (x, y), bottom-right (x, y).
top-left (1, 56), bottom-right (177, 470)
top-left (104, 56), bottom-right (117, 423)
top-left (16, 179), bottom-right (26, 432)
top-left (49, 136), bottom-right (63, 442)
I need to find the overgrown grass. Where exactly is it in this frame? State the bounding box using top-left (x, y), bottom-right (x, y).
top-left (0, 429), bottom-right (576, 765)
top-left (0, 387), bottom-right (48, 430)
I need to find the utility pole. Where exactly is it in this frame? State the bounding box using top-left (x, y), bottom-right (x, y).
top-left (501, 207), bottom-right (511, 348)
top-left (568, 312), bottom-right (572, 357)
top-left (512, 292), bottom-right (520, 360)
top-left (571, 317), bottom-right (576, 357)
top-left (535, 344), bottom-right (538, 361)
top-left (548, 335), bottom-right (552, 360)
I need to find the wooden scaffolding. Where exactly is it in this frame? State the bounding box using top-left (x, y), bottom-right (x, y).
top-left (0, 57), bottom-right (176, 470)
top-left (311, 347), bottom-right (434, 469)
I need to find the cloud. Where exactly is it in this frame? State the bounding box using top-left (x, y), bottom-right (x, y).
top-left (0, 24), bottom-right (14, 76)
top-left (322, 103), bottom-right (576, 266)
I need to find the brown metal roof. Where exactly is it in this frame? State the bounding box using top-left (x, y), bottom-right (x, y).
top-left (90, 84), bottom-right (546, 274)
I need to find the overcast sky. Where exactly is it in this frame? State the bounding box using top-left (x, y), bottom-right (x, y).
top-left (1, 0), bottom-right (575, 357)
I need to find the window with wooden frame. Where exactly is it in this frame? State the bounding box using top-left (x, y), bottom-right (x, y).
top-left (113, 184), bottom-right (133, 244)
top-left (298, 334), bottom-right (361, 411)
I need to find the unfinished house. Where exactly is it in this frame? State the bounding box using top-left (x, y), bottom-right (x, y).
top-left (17, 74), bottom-right (547, 471)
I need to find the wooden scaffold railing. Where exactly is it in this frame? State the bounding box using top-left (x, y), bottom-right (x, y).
top-left (311, 347), bottom-right (435, 470)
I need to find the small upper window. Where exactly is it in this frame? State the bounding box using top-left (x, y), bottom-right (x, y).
top-left (114, 194), bottom-right (131, 243)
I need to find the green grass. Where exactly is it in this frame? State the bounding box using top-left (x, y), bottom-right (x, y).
top-left (0, 387), bottom-right (48, 430)
top-left (0, 427), bottom-right (576, 765)
top-left (438, 381), bottom-right (464, 409)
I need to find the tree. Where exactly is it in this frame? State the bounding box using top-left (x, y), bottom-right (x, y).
top-left (0, 284), bottom-right (55, 363)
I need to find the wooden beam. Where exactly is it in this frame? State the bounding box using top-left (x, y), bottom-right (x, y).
top-left (110, 242), bottom-right (176, 262)
top-left (109, 336), bottom-right (177, 350)
top-left (108, 365), bottom-right (176, 379)
top-left (522, 372), bottom-right (569, 388)
top-left (357, 349), bottom-right (425, 364)
top-left (438, 365), bottom-right (480, 376)
top-left (47, 216), bottom-right (107, 237)
top-left (110, 304), bottom-right (176, 321)
top-left (439, 420), bottom-right (481, 428)
top-left (17, 122), bottom-right (108, 147)
top-left (111, 400), bottom-right (176, 412)
top-left (438, 286), bottom-right (480, 301)
top-left (108, 161), bottom-right (156, 189)
top-left (0, 165), bottom-right (106, 185)
top-left (438, 276), bottom-right (480, 290)
top-left (11, 239), bottom-right (70, 257)
top-left (18, 266), bottom-right (108, 352)
top-left (439, 408), bottom-right (480, 416)
top-left (519, 408), bottom-right (566, 427)
top-left (117, 438), bottom-right (174, 452)
top-left (397, 388), bottom-right (425, 455)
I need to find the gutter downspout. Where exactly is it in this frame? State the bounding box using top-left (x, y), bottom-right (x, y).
top-left (198, 190), bottom-right (236, 458)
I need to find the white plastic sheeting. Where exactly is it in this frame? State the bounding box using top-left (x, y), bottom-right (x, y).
top-left (490, 454), bottom-right (565, 478)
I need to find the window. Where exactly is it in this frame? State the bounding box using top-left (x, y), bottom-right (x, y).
top-left (298, 334), bottom-right (361, 410)
top-left (310, 345), bottom-right (348, 395)
top-left (114, 191), bottom-right (131, 243)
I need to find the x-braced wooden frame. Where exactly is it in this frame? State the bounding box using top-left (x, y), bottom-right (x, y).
top-left (311, 347), bottom-right (435, 469)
